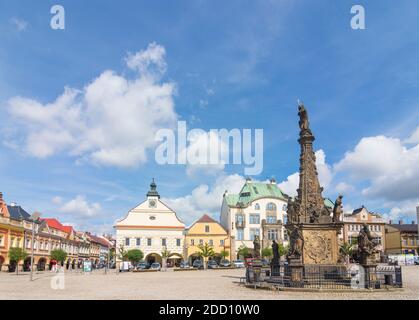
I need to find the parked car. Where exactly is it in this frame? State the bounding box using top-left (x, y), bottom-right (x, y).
top-left (150, 262), bottom-right (161, 271)
top-left (219, 259), bottom-right (231, 267)
top-left (207, 260), bottom-right (219, 269)
top-left (233, 260), bottom-right (245, 268)
top-left (192, 259), bottom-right (204, 269)
top-left (179, 261), bottom-right (190, 269)
top-left (136, 262), bottom-right (149, 270)
top-left (261, 259), bottom-right (270, 267)
top-left (414, 256), bottom-right (419, 265)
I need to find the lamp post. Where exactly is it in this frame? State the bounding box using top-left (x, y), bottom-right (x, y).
top-left (29, 212), bottom-right (40, 282)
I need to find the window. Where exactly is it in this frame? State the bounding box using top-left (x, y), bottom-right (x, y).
top-left (190, 239), bottom-right (194, 246)
top-left (236, 229), bottom-right (244, 241)
top-left (162, 238), bottom-right (167, 246)
top-left (268, 229), bottom-right (278, 240)
top-left (147, 238), bottom-right (152, 246)
top-left (176, 239), bottom-right (181, 246)
top-left (255, 203), bottom-right (260, 210)
top-left (209, 239), bottom-right (214, 246)
top-left (249, 214), bottom-right (260, 224)
top-left (125, 238), bottom-right (130, 246)
top-left (205, 225), bottom-right (210, 233)
top-left (0, 235), bottom-right (3, 246)
top-left (199, 239), bottom-right (204, 245)
top-left (249, 228), bottom-right (260, 241)
top-left (282, 204), bottom-right (287, 211)
top-left (266, 203), bottom-right (277, 212)
top-left (136, 238), bottom-right (141, 246)
top-left (266, 215), bottom-right (276, 224)
top-left (220, 239), bottom-right (225, 246)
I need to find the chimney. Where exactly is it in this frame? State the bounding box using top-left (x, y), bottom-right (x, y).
top-left (389, 220), bottom-right (392, 225)
top-left (398, 220), bottom-right (403, 225)
top-left (270, 177), bottom-right (276, 184)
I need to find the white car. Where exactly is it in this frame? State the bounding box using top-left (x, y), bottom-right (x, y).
top-left (233, 260), bottom-right (245, 268)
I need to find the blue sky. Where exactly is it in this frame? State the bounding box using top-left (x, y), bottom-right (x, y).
top-left (1, 0), bottom-right (419, 233)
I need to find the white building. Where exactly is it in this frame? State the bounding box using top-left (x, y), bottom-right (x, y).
top-left (220, 178), bottom-right (289, 258)
top-left (115, 180), bottom-right (185, 266)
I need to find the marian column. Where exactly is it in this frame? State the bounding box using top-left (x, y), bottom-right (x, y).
top-left (286, 103), bottom-right (343, 267)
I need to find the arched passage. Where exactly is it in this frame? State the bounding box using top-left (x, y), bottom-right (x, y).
top-left (188, 253), bottom-right (201, 265)
top-left (37, 257), bottom-right (47, 271)
top-left (23, 256), bottom-right (32, 272)
top-left (145, 253), bottom-right (162, 265)
top-left (167, 253), bottom-right (182, 267)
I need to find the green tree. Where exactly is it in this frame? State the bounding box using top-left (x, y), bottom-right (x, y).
top-left (262, 247), bottom-right (273, 259)
top-left (220, 249), bottom-right (229, 260)
top-left (196, 242), bottom-right (215, 270)
top-left (8, 247), bottom-right (28, 275)
top-left (278, 243), bottom-right (288, 258)
top-left (117, 244), bottom-right (128, 261)
top-left (339, 242), bottom-right (354, 265)
top-left (161, 247), bottom-right (171, 270)
top-left (50, 249), bottom-right (67, 263)
top-left (126, 249), bottom-right (144, 267)
top-left (237, 245), bottom-right (250, 259)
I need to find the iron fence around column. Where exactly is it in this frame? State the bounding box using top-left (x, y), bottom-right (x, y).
top-left (246, 264), bottom-right (403, 290)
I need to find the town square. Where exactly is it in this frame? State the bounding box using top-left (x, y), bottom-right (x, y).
top-left (1, 0), bottom-right (419, 305)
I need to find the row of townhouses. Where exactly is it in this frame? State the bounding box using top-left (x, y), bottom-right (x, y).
top-left (115, 179), bottom-right (419, 266)
top-left (0, 192), bottom-right (114, 272)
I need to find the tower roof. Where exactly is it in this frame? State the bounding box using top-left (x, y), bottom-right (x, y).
top-left (146, 178), bottom-right (160, 199)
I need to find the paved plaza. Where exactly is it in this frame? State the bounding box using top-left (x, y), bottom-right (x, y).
top-left (0, 266), bottom-right (418, 300)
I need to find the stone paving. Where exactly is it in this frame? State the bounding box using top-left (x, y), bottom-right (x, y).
top-left (0, 266), bottom-right (418, 300)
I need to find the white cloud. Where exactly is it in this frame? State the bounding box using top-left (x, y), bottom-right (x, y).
top-left (404, 126), bottom-right (419, 144)
top-left (52, 196), bottom-right (63, 205)
top-left (10, 17), bottom-right (28, 31)
top-left (125, 42), bottom-right (167, 76)
top-left (5, 43), bottom-right (177, 168)
top-left (162, 174), bottom-right (245, 225)
top-left (334, 135), bottom-right (419, 202)
top-left (59, 195), bottom-right (102, 218)
top-left (183, 130), bottom-right (228, 177)
top-left (278, 149), bottom-right (333, 197)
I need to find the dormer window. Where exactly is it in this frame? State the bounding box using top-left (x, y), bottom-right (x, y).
top-left (255, 203), bottom-right (260, 210)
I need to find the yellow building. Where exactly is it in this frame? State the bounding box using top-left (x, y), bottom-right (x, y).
top-left (385, 222), bottom-right (418, 255)
top-left (0, 192), bottom-right (25, 272)
top-left (185, 214), bottom-right (231, 264)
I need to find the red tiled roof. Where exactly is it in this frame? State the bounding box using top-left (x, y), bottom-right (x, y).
top-left (41, 218), bottom-right (74, 234)
top-left (196, 214), bottom-right (218, 223)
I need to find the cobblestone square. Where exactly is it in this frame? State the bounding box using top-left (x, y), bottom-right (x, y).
top-left (1, 266), bottom-right (418, 300)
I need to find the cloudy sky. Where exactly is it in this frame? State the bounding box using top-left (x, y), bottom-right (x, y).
top-left (1, 0), bottom-right (418, 234)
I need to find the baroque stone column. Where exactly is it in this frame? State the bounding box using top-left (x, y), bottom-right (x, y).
top-left (286, 103), bottom-right (343, 267)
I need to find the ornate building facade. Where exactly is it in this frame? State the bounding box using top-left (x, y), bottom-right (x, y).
top-left (340, 206), bottom-right (386, 259)
top-left (220, 178), bottom-right (288, 258)
top-left (115, 180), bottom-right (185, 266)
top-left (185, 214), bottom-right (231, 263)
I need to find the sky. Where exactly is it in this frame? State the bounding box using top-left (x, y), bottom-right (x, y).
top-left (1, 0), bottom-right (419, 234)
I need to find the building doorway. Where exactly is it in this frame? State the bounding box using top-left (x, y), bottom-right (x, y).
top-left (37, 258), bottom-right (47, 271)
top-left (145, 253), bottom-right (162, 265)
top-left (23, 257), bottom-right (32, 272)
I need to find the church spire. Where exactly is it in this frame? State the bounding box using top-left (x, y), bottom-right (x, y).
top-left (147, 178), bottom-right (160, 199)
